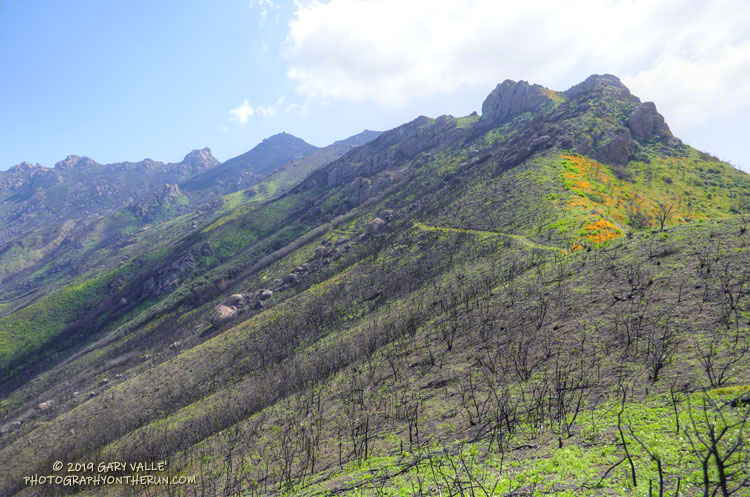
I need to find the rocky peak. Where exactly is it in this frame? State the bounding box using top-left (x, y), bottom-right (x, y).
top-left (8, 161), bottom-right (39, 173)
top-left (564, 74), bottom-right (639, 103)
top-left (480, 79), bottom-right (552, 124)
top-left (181, 148), bottom-right (219, 169)
top-left (54, 155), bottom-right (96, 170)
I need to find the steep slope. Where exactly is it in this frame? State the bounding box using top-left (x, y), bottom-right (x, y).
top-left (0, 75), bottom-right (748, 497)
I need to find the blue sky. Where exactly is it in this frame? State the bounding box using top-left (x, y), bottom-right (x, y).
top-left (1, 0), bottom-right (748, 171)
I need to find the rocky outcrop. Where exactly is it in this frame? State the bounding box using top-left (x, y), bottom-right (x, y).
top-left (346, 177), bottom-right (372, 205)
top-left (366, 217), bottom-right (387, 235)
top-left (9, 161), bottom-right (38, 173)
top-left (315, 245), bottom-right (332, 258)
top-left (13, 169), bottom-right (63, 197)
top-left (396, 115), bottom-right (469, 159)
top-left (564, 74), bottom-right (638, 103)
top-left (480, 80), bottom-right (552, 124)
top-left (128, 184), bottom-right (187, 221)
top-left (54, 155), bottom-right (96, 170)
top-left (594, 128), bottom-right (641, 166)
top-left (141, 252), bottom-right (196, 297)
top-left (627, 102), bottom-right (672, 143)
top-left (181, 148), bottom-right (219, 170)
top-left (31, 169), bottom-right (63, 189)
top-left (211, 305), bottom-right (237, 327)
top-left (224, 294), bottom-right (247, 306)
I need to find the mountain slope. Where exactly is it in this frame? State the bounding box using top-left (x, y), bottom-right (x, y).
top-left (181, 132), bottom-right (319, 196)
top-left (0, 75), bottom-right (748, 497)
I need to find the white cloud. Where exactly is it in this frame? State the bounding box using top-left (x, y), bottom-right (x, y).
top-left (228, 97), bottom-right (293, 125)
top-left (285, 0), bottom-right (750, 128)
top-left (229, 100), bottom-right (255, 124)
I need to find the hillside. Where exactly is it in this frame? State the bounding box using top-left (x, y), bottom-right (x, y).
top-left (0, 74), bottom-right (748, 497)
top-left (182, 133), bottom-right (319, 197)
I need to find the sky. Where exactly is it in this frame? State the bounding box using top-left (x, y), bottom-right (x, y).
top-left (1, 0), bottom-right (748, 171)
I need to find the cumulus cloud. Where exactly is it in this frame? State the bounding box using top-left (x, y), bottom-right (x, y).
top-left (285, 0), bottom-right (750, 128)
top-left (229, 100), bottom-right (255, 124)
top-left (229, 97), bottom-right (300, 126)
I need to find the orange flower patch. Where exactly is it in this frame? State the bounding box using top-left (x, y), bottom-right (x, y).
top-left (584, 218), bottom-right (621, 243)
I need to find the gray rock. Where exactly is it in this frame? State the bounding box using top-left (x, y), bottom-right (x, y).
top-left (346, 177), bottom-right (371, 205)
top-left (315, 246), bottom-right (331, 258)
top-left (224, 294), bottom-right (246, 306)
top-left (366, 217), bottom-right (387, 235)
top-left (37, 400), bottom-right (54, 411)
top-left (284, 273), bottom-right (300, 285)
top-left (627, 102), bottom-right (672, 143)
top-left (480, 80), bottom-right (551, 124)
top-left (211, 305), bottom-right (237, 327)
top-left (564, 74), bottom-right (638, 102)
top-left (260, 289), bottom-right (273, 300)
top-left (595, 128), bottom-right (634, 166)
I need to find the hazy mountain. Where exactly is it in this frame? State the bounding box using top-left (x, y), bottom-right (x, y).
top-left (182, 132), bottom-right (319, 195)
top-left (0, 148), bottom-right (218, 241)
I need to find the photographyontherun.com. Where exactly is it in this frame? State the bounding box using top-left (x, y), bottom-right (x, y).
top-left (24, 460), bottom-right (195, 487)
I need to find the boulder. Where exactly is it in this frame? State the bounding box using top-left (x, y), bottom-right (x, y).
top-left (37, 400), bottom-right (54, 411)
top-left (260, 289), bottom-right (274, 300)
top-left (211, 305), bottom-right (237, 327)
top-left (224, 294), bottom-right (246, 306)
top-left (366, 217), bottom-right (387, 235)
top-left (284, 273), bottom-right (300, 285)
top-left (315, 246), bottom-right (332, 258)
